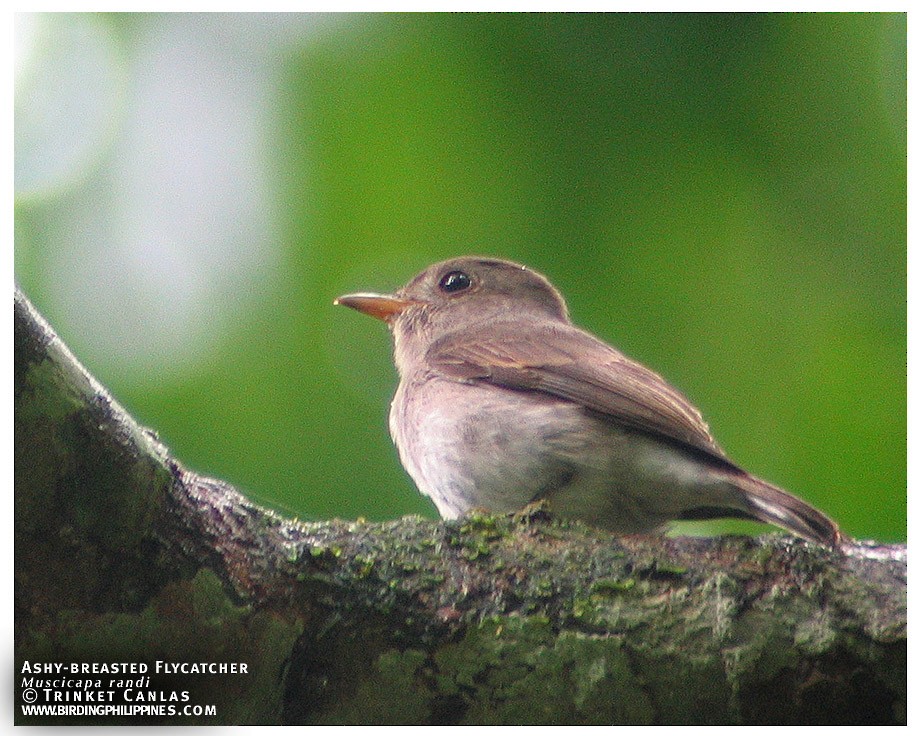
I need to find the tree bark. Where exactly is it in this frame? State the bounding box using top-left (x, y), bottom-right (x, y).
top-left (14, 287), bottom-right (906, 725)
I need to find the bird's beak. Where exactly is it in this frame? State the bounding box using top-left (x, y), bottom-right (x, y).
top-left (333, 292), bottom-right (420, 322)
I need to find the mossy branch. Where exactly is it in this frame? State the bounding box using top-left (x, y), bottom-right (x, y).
top-left (15, 287), bottom-right (906, 725)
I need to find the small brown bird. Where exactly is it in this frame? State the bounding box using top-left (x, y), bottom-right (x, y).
top-left (335, 256), bottom-right (845, 547)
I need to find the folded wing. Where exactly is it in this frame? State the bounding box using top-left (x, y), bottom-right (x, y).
top-left (426, 319), bottom-right (732, 465)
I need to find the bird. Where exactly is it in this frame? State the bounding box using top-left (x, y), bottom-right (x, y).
top-left (335, 256), bottom-right (846, 547)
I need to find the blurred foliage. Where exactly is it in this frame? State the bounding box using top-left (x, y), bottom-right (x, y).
top-left (15, 13), bottom-right (905, 541)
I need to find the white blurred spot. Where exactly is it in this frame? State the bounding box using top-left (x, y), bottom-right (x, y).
top-left (15, 14), bottom-right (124, 196)
top-left (15, 14), bottom-right (330, 378)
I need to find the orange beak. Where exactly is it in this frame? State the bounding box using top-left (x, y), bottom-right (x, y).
top-left (333, 292), bottom-right (420, 322)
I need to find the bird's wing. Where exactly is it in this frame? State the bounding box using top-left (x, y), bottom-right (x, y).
top-left (426, 320), bottom-right (732, 464)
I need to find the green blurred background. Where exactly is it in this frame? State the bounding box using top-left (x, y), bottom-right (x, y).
top-left (15, 13), bottom-right (905, 541)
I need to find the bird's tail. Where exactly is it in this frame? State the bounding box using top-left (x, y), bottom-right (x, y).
top-left (725, 471), bottom-right (847, 548)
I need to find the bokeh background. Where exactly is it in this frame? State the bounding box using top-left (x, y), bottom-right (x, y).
top-left (14, 13), bottom-right (905, 542)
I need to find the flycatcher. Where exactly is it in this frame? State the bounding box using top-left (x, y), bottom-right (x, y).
top-left (336, 256), bottom-right (845, 547)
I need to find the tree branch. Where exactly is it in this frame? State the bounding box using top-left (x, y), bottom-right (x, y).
top-left (14, 287), bottom-right (906, 725)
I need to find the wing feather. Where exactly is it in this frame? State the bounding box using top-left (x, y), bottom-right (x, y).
top-left (427, 320), bottom-right (731, 463)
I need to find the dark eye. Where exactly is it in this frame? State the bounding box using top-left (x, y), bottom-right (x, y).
top-left (438, 270), bottom-right (472, 294)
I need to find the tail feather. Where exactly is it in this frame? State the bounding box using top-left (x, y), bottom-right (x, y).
top-left (728, 472), bottom-right (846, 548)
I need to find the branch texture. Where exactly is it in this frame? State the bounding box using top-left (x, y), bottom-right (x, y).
top-left (14, 287), bottom-right (906, 725)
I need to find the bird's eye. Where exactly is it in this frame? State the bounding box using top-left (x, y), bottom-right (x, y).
top-left (438, 270), bottom-right (472, 294)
